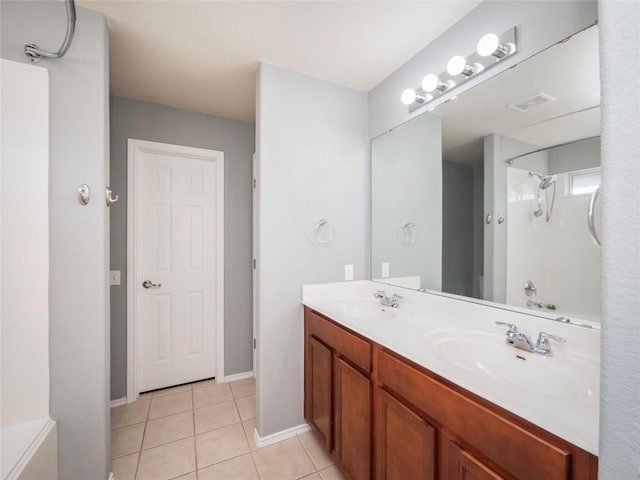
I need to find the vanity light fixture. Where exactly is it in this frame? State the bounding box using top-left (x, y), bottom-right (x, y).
top-left (446, 55), bottom-right (483, 77)
top-left (421, 74), bottom-right (454, 93)
top-left (400, 88), bottom-right (432, 105)
top-left (400, 27), bottom-right (517, 113)
top-left (477, 33), bottom-right (515, 59)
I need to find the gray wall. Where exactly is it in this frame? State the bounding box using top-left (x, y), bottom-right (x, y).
top-left (598, 1), bottom-right (640, 477)
top-left (109, 96), bottom-right (255, 400)
top-left (442, 161), bottom-right (474, 297)
top-left (1, 3), bottom-right (110, 479)
top-left (255, 63), bottom-right (369, 437)
top-left (367, 1), bottom-right (598, 139)
top-left (548, 137), bottom-right (600, 174)
top-left (371, 113), bottom-right (442, 290)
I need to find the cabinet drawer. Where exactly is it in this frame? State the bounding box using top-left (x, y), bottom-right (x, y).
top-left (307, 310), bottom-right (371, 373)
top-left (378, 349), bottom-right (570, 480)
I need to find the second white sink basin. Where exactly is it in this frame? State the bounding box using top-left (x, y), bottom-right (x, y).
top-left (425, 329), bottom-right (598, 401)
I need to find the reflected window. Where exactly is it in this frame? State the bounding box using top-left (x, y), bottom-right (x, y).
top-left (569, 169), bottom-right (601, 195)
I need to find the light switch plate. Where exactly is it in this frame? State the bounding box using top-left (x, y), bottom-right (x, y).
top-left (382, 263), bottom-right (390, 278)
top-left (344, 264), bottom-right (354, 281)
top-left (110, 270), bottom-right (121, 286)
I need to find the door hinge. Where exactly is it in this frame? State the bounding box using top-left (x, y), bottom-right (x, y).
top-left (253, 258), bottom-right (256, 269)
top-left (253, 338), bottom-right (256, 349)
top-left (253, 178), bottom-right (256, 189)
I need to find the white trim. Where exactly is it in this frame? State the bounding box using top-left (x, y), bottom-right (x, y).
top-left (253, 423), bottom-right (311, 448)
top-left (110, 397), bottom-right (127, 408)
top-left (3, 417), bottom-right (56, 480)
top-left (108, 473), bottom-right (114, 480)
top-left (218, 371), bottom-right (254, 383)
top-left (126, 139), bottom-right (225, 404)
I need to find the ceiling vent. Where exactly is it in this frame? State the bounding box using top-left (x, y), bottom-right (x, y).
top-left (508, 92), bottom-right (556, 112)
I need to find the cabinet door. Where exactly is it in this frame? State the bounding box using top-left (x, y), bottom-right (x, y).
top-left (306, 336), bottom-right (333, 450)
top-left (335, 356), bottom-right (371, 480)
top-left (449, 442), bottom-right (504, 480)
top-left (377, 388), bottom-right (436, 480)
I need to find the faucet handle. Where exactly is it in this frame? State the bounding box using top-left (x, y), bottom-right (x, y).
top-left (537, 331), bottom-right (566, 346)
top-left (373, 290), bottom-right (385, 299)
top-left (495, 321), bottom-right (518, 332)
top-left (391, 293), bottom-right (403, 300)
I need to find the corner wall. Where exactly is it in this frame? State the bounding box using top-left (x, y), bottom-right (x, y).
top-left (255, 63), bottom-right (369, 436)
top-left (109, 96), bottom-right (255, 400)
top-left (1, 2), bottom-right (110, 478)
top-left (598, 1), bottom-right (640, 477)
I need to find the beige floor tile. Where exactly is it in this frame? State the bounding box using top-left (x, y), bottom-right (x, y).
top-left (110, 452), bottom-right (138, 480)
top-left (192, 378), bottom-right (217, 390)
top-left (298, 431), bottom-right (334, 470)
top-left (299, 474), bottom-right (322, 480)
top-left (230, 378), bottom-right (255, 398)
top-left (193, 383), bottom-right (233, 408)
top-left (136, 437), bottom-right (196, 480)
top-left (111, 423), bottom-right (145, 459)
top-left (195, 423), bottom-right (249, 469)
top-left (197, 453), bottom-right (259, 479)
top-left (170, 472), bottom-right (197, 480)
top-left (138, 392), bottom-right (153, 401)
top-left (251, 437), bottom-right (315, 480)
top-left (194, 400), bottom-right (240, 434)
top-left (152, 384), bottom-right (192, 398)
top-left (149, 391), bottom-right (193, 420)
top-left (242, 419), bottom-right (258, 451)
top-left (111, 400), bottom-right (150, 429)
top-left (318, 465), bottom-right (347, 480)
top-left (235, 395), bottom-right (255, 421)
top-left (143, 411), bottom-right (194, 450)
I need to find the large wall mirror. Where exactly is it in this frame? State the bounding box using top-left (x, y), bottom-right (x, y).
top-left (371, 24), bottom-right (601, 323)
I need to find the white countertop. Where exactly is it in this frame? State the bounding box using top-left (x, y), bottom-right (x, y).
top-left (302, 280), bottom-right (600, 455)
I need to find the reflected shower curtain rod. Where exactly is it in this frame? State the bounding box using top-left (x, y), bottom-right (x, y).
top-left (25, 0), bottom-right (76, 62)
top-left (504, 135), bottom-right (600, 165)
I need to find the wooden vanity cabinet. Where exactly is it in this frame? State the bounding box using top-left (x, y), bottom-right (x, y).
top-left (304, 308), bottom-right (372, 480)
top-left (303, 307), bottom-right (598, 480)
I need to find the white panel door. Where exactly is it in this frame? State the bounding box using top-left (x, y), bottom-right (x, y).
top-left (134, 143), bottom-right (220, 392)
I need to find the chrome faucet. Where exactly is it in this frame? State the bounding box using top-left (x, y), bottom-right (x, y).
top-left (495, 321), bottom-right (566, 356)
top-left (373, 290), bottom-right (402, 309)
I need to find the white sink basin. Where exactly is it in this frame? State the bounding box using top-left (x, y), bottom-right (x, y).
top-left (328, 298), bottom-right (401, 322)
top-left (425, 329), bottom-right (598, 400)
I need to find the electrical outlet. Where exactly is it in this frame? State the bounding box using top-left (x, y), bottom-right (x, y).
top-left (110, 270), bottom-right (121, 286)
top-left (344, 264), bottom-right (354, 281)
top-left (382, 263), bottom-right (390, 278)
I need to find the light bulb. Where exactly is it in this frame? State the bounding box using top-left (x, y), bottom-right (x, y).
top-left (447, 56), bottom-right (467, 76)
top-left (400, 88), bottom-right (417, 105)
top-left (477, 33), bottom-right (500, 57)
top-left (421, 74), bottom-right (439, 93)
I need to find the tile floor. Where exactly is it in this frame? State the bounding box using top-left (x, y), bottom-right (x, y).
top-left (110, 377), bottom-right (346, 480)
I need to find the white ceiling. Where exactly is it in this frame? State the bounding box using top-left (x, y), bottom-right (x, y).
top-left (79, 0), bottom-right (481, 121)
top-left (434, 25), bottom-right (600, 165)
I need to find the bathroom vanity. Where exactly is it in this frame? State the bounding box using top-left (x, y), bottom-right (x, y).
top-left (302, 281), bottom-right (599, 480)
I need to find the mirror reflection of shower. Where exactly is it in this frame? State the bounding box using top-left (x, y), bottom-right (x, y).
top-left (528, 171), bottom-right (557, 221)
top-left (504, 135), bottom-right (602, 322)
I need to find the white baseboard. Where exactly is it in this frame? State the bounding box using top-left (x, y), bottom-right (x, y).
top-left (108, 473), bottom-right (114, 480)
top-left (3, 417), bottom-right (56, 480)
top-left (110, 397), bottom-right (127, 408)
top-left (254, 422), bottom-right (311, 448)
top-left (219, 370), bottom-right (254, 383)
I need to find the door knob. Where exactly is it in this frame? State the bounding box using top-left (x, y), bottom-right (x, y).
top-left (142, 280), bottom-right (162, 289)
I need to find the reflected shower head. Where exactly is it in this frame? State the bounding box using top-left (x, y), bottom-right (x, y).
top-left (529, 172), bottom-right (556, 190)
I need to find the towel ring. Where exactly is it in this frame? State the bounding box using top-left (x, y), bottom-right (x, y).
top-left (315, 219), bottom-right (335, 244)
top-left (400, 222), bottom-right (419, 245)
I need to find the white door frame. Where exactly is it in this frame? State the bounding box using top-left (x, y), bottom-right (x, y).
top-left (126, 138), bottom-right (225, 403)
